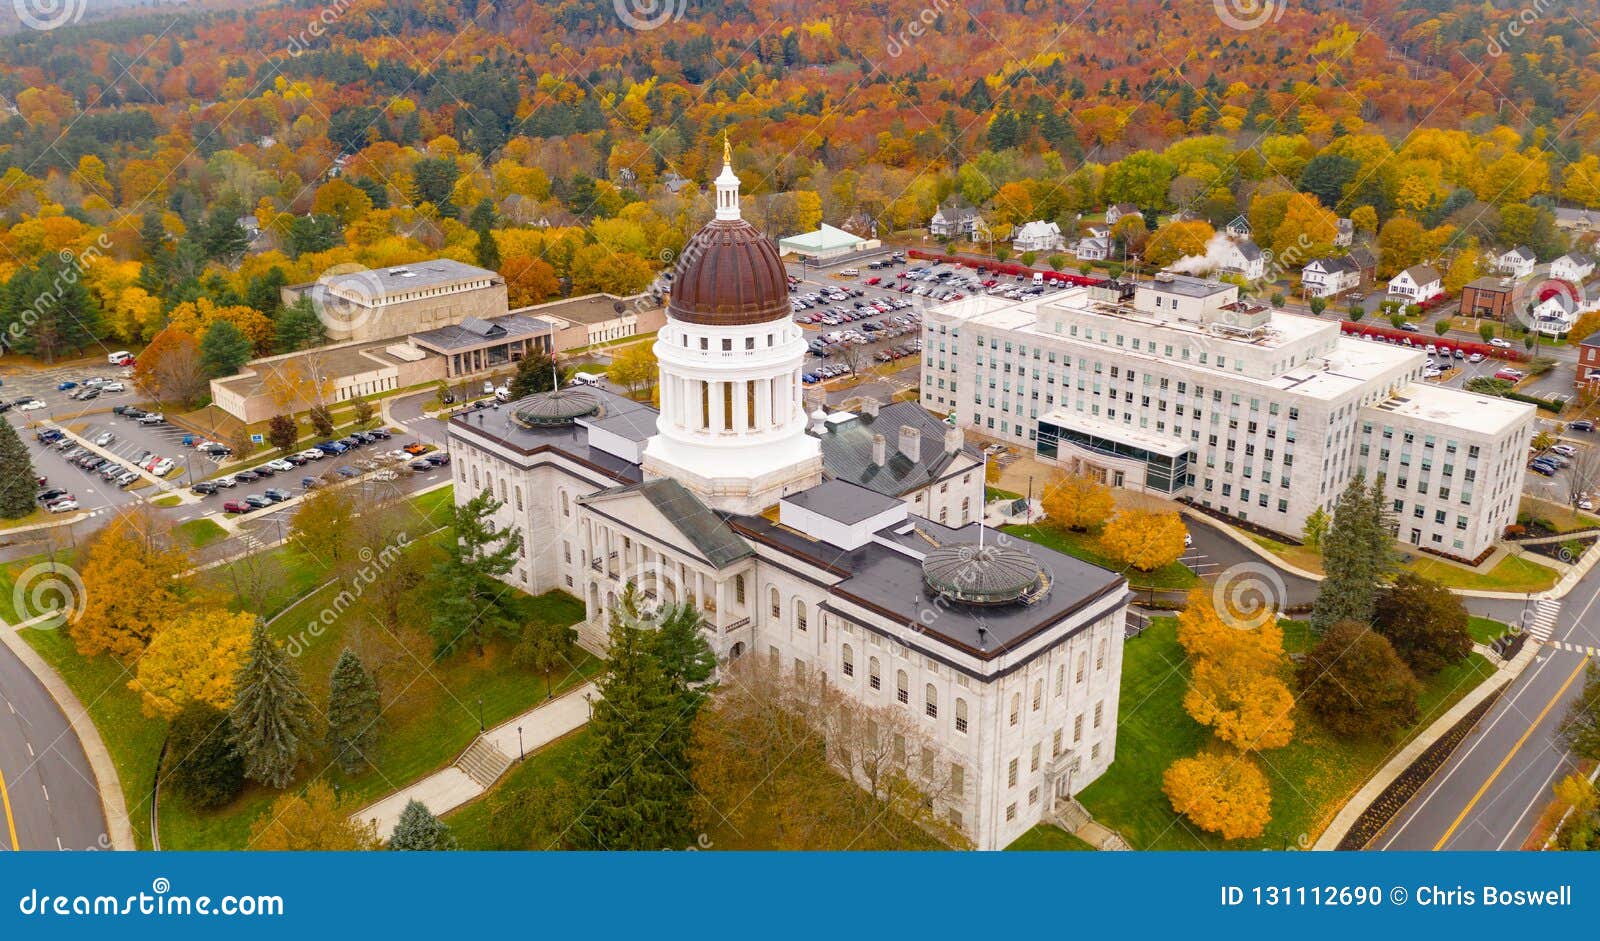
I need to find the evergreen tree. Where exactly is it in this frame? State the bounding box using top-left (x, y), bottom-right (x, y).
top-left (513, 615), bottom-right (578, 697)
top-left (162, 702), bottom-right (244, 810)
top-left (273, 297), bottom-right (327, 353)
top-left (199, 319), bottom-right (253, 378)
top-left (570, 586), bottom-right (696, 850)
top-left (649, 601), bottom-right (716, 703)
top-left (0, 259), bottom-right (102, 362)
top-left (0, 419), bottom-right (38, 519)
top-left (475, 223), bottom-right (501, 271)
top-left (428, 489), bottom-right (523, 655)
top-left (229, 619), bottom-right (314, 789)
top-left (1310, 473), bottom-right (1395, 632)
top-left (325, 649), bottom-right (381, 774)
top-left (389, 799), bottom-right (458, 850)
top-left (507, 344), bottom-right (559, 399)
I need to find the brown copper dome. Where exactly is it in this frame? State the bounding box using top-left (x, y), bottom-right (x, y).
top-left (668, 218), bottom-right (790, 326)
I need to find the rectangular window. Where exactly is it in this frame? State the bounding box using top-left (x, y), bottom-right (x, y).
top-left (1008, 758), bottom-right (1018, 788)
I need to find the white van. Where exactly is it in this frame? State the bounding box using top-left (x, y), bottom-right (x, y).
top-left (494, 384), bottom-right (511, 402)
top-left (107, 350), bottom-right (131, 365)
top-left (1031, 272), bottom-right (1044, 285)
top-left (570, 371), bottom-right (600, 386)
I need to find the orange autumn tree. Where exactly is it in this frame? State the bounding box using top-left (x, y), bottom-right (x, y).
top-left (1039, 471), bottom-right (1115, 532)
top-left (1100, 509), bottom-right (1187, 572)
top-left (71, 511), bottom-right (191, 660)
top-left (129, 607), bottom-right (253, 718)
top-left (166, 297), bottom-right (275, 353)
top-left (1184, 657), bottom-right (1296, 752)
top-left (1175, 587), bottom-right (1285, 665)
top-left (1162, 749), bottom-right (1272, 840)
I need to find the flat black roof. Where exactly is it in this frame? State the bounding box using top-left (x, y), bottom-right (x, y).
top-left (782, 478), bottom-right (903, 525)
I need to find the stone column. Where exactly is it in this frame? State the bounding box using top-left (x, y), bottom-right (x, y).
top-left (734, 379), bottom-right (749, 432)
top-left (755, 378), bottom-right (772, 432)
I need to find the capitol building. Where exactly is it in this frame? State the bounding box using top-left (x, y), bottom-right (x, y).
top-left (446, 154), bottom-right (1130, 850)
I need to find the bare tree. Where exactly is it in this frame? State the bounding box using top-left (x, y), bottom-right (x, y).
top-left (1567, 445), bottom-right (1600, 510)
top-left (689, 656), bottom-right (971, 849)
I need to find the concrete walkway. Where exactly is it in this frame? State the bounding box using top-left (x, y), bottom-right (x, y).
top-left (350, 680), bottom-right (597, 838)
top-left (1312, 640), bottom-right (1537, 850)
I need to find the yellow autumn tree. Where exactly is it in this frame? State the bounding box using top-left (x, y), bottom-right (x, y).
top-left (1100, 509), bottom-right (1187, 572)
top-left (1184, 658), bottom-right (1296, 752)
top-left (166, 298), bottom-right (275, 353)
top-left (1176, 588), bottom-right (1286, 667)
top-left (1039, 471), bottom-right (1115, 532)
top-left (1163, 749), bottom-right (1272, 840)
top-left (248, 781), bottom-right (380, 851)
top-left (70, 512), bottom-right (192, 660)
top-left (129, 608), bottom-right (253, 719)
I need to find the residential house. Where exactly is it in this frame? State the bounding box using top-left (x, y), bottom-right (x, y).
top-left (1496, 246), bottom-right (1537, 279)
top-left (1532, 292), bottom-right (1583, 336)
top-left (1578, 337), bottom-right (1600, 385)
top-left (1555, 207), bottom-right (1600, 232)
top-left (1301, 256), bottom-right (1361, 299)
top-left (1460, 276), bottom-right (1516, 321)
top-left (1551, 253), bottom-right (1596, 285)
top-left (1013, 220), bottom-right (1066, 254)
top-left (930, 200), bottom-right (982, 239)
top-left (1387, 265), bottom-right (1443, 304)
top-left (1075, 236), bottom-right (1112, 262)
top-left (1218, 239), bottom-right (1266, 281)
top-left (1348, 247), bottom-right (1379, 285)
top-left (1334, 217), bottom-right (1354, 248)
top-left (1224, 215), bottom-right (1252, 239)
top-left (1105, 203), bottom-right (1141, 227)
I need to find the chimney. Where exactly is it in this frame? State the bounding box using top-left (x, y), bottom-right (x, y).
top-left (871, 433), bottom-right (887, 466)
top-left (861, 399), bottom-right (880, 418)
top-left (945, 425), bottom-right (963, 454)
top-left (898, 425), bottom-right (921, 462)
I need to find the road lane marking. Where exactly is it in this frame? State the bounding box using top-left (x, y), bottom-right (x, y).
top-left (1434, 655), bottom-right (1591, 850)
top-left (0, 764), bottom-right (19, 850)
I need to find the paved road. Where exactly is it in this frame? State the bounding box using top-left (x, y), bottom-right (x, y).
top-left (0, 634), bottom-right (107, 851)
top-left (1374, 568), bottom-right (1599, 850)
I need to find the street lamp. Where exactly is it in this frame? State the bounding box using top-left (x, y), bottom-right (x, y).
top-left (517, 725), bottom-right (524, 760)
top-left (476, 695), bottom-right (484, 733)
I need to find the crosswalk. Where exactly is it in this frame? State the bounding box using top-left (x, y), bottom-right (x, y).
top-left (1547, 640), bottom-right (1599, 658)
top-left (1525, 598), bottom-right (1561, 642)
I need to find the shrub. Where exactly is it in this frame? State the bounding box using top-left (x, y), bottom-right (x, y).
top-left (1298, 621), bottom-right (1420, 739)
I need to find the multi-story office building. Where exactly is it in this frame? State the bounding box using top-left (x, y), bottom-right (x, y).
top-left (922, 274), bottom-right (1534, 560)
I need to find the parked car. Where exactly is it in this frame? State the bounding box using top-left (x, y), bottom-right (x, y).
top-left (335, 465), bottom-right (360, 478)
top-left (46, 500), bottom-right (79, 513)
top-left (213, 475), bottom-right (237, 488)
top-left (266, 459), bottom-right (295, 472)
top-left (409, 459), bottom-right (434, 472)
top-left (136, 413), bottom-right (165, 425)
top-left (403, 442), bottom-right (432, 455)
top-left (223, 500), bottom-right (250, 513)
top-left (1552, 444), bottom-right (1577, 457)
top-left (17, 400), bottom-right (46, 411)
top-left (57, 380), bottom-right (77, 390)
top-left (1570, 420), bottom-right (1595, 433)
top-left (93, 431), bottom-right (115, 447)
top-left (234, 469), bottom-right (260, 483)
top-left (263, 489), bottom-right (292, 503)
top-left (36, 489), bottom-right (68, 504)
top-left (425, 451), bottom-right (450, 466)
top-left (1489, 337), bottom-right (1513, 348)
top-left (191, 481), bottom-right (219, 495)
top-left (298, 448), bottom-right (325, 462)
top-left (151, 459), bottom-right (175, 476)
top-left (100, 382), bottom-right (125, 393)
top-left (243, 494), bottom-right (270, 509)
top-left (251, 464), bottom-right (276, 477)
top-left (367, 428), bottom-right (392, 440)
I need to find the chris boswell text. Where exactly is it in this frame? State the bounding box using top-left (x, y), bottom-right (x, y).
top-left (1220, 884), bottom-right (1573, 908)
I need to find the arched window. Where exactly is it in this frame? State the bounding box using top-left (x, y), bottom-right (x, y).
top-left (769, 587), bottom-right (781, 618)
top-left (955, 698), bottom-right (969, 734)
top-left (925, 683), bottom-right (938, 719)
top-left (560, 491), bottom-right (570, 517)
top-left (869, 657), bottom-right (881, 691)
top-left (842, 644), bottom-right (854, 677)
top-left (896, 670), bottom-right (909, 705)
top-left (471, 467), bottom-right (480, 488)
top-left (793, 600), bottom-right (807, 632)
top-left (1009, 693), bottom-right (1020, 726)
top-left (515, 485), bottom-right (523, 511)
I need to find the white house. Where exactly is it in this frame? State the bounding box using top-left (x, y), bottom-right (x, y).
top-left (1075, 236), bottom-right (1111, 262)
top-left (1301, 256), bottom-right (1361, 299)
top-left (1013, 220), bottom-right (1065, 254)
top-left (1224, 215), bottom-right (1252, 239)
top-left (1218, 239), bottom-right (1266, 281)
top-left (1105, 203), bottom-right (1141, 227)
top-left (1555, 207), bottom-right (1600, 231)
top-left (1551, 253), bottom-right (1596, 285)
top-left (1334, 218), bottom-right (1354, 248)
top-left (1387, 265), bottom-right (1443, 303)
top-left (1496, 246), bottom-right (1537, 279)
top-left (931, 201), bottom-right (982, 240)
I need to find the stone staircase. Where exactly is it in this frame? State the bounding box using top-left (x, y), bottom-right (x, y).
top-left (1048, 798), bottom-right (1132, 851)
top-left (454, 735), bottom-right (514, 788)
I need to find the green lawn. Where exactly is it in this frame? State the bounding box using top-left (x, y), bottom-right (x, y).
top-left (1004, 524), bottom-right (1199, 590)
top-left (175, 518), bottom-right (226, 548)
top-left (1077, 617), bottom-right (1496, 850)
top-left (444, 729), bottom-right (592, 850)
top-left (1405, 552), bottom-right (1558, 593)
top-left (1469, 616), bottom-right (1512, 645)
top-left (1005, 823), bottom-right (1096, 851)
